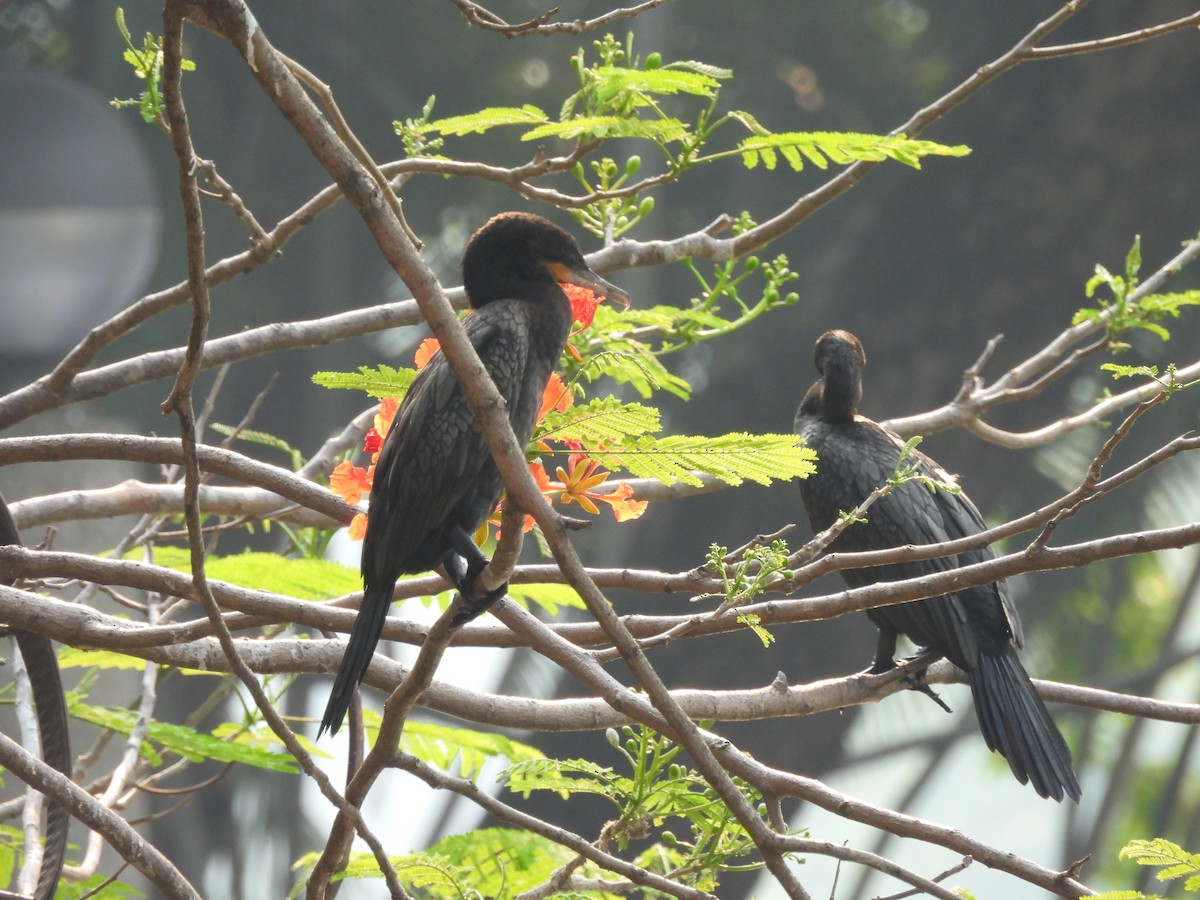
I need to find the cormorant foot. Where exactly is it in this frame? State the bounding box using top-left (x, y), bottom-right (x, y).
top-left (863, 654), bottom-right (953, 713)
top-left (902, 665), bottom-right (953, 714)
top-left (448, 577), bottom-right (508, 627)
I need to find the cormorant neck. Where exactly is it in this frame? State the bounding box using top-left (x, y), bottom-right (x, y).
top-left (818, 360), bottom-right (862, 423)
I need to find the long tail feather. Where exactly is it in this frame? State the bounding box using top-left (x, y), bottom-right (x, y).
top-left (969, 651), bottom-right (1081, 802)
top-left (319, 586), bottom-right (393, 737)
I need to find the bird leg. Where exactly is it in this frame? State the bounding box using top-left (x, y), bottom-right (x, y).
top-left (445, 526), bottom-right (508, 627)
top-left (865, 630), bottom-right (953, 714)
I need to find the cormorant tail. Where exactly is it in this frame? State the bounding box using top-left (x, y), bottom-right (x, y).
top-left (969, 651), bottom-right (1081, 802)
top-left (319, 585), bottom-right (394, 737)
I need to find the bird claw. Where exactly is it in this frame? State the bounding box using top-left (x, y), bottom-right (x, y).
top-left (448, 576), bottom-right (508, 627)
top-left (864, 654), bottom-right (953, 714)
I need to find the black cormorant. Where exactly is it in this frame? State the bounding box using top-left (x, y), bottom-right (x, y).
top-left (320, 212), bottom-right (630, 737)
top-left (793, 329), bottom-right (1080, 801)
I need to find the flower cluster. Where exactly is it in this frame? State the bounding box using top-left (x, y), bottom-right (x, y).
top-left (328, 285), bottom-right (647, 544)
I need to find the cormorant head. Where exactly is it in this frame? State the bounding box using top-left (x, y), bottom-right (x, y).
top-left (812, 329), bottom-right (866, 422)
top-left (462, 212), bottom-right (631, 310)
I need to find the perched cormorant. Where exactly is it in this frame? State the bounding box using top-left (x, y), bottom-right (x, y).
top-left (793, 330), bottom-right (1080, 802)
top-left (319, 212), bottom-right (630, 737)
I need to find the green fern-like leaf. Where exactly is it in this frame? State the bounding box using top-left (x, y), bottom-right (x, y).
top-left (579, 346), bottom-right (692, 399)
top-left (506, 582), bottom-right (588, 616)
top-left (291, 849), bottom-right (461, 898)
top-left (663, 60), bottom-right (734, 80)
top-left (58, 648), bottom-right (220, 677)
top-left (398, 720), bottom-right (544, 781)
top-left (585, 433), bottom-right (816, 487)
top-left (300, 828), bottom-right (604, 899)
top-left (208, 424), bottom-right (303, 468)
top-left (146, 547), bottom-right (361, 601)
top-left (504, 757), bottom-right (626, 802)
top-left (521, 114), bottom-right (689, 143)
top-left (424, 104), bottom-right (548, 135)
top-left (537, 397), bottom-right (662, 444)
top-left (69, 701), bottom-right (298, 772)
top-left (591, 65), bottom-right (724, 99)
top-left (1114, 839), bottom-right (1200, 893)
top-left (735, 130), bottom-right (970, 171)
top-left (311, 364), bottom-right (416, 399)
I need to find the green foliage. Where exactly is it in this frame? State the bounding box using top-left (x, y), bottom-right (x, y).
top-left (1074, 235), bottom-right (1200, 344)
top-left (731, 121), bottom-right (971, 171)
top-left (503, 725), bottom-right (770, 891)
top-left (538, 397), bottom-right (662, 445)
top-left (67, 700), bottom-right (298, 773)
top-left (311, 364), bottom-right (418, 399)
top-left (568, 211), bottom-right (800, 395)
top-left (208, 424), bottom-right (305, 470)
top-left (0, 824), bottom-right (141, 900)
top-left (570, 155), bottom-right (656, 239)
top-left (110, 8), bottom-right (194, 124)
top-left (358, 718), bottom-right (546, 781)
top-left (583, 432), bottom-right (816, 487)
top-left (144, 546), bottom-right (362, 601)
top-left (292, 828), bottom-right (615, 899)
top-left (506, 582), bottom-right (589, 616)
top-left (397, 32), bottom-right (966, 240)
top-left (1087, 838), bottom-right (1200, 899)
top-left (568, 305), bottom-right (695, 399)
top-left (700, 540), bottom-right (794, 645)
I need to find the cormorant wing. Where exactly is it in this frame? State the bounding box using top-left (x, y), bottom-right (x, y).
top-left (365, 303), bottom-right (533, 579)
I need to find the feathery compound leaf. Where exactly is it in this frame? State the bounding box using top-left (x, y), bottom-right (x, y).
top-left (58, 648), bottom-right (218, 677)
top-left (1118, 839), bottom-right (1200, 889)
top-left (312, 364), bottom-right (417, 399)
top-left (506, 582), bottom-right (588, 615)
top-left (208, 424), bottom-right (303, 468)
top-left (504, 757), bottom-right (626, 801)
top-left (146, 546), bottom-right (361, 600)
top-left (399, 721), bottom-right (544, 781)
top-left (537, 397), bottom-right (662, 444)
top-left (591, 65), bottom-right (724, 98)
top-left (664, 60), bottom-right (734, 80)
top-left (423, 104), bottom-right (548, 135)
top-left (428, 828), bottom-right (583, 896)
top-left (522, 115), bottom-right (689, 143)
top-left (69, 701), bottom-right (298, 772)
top-left (589, 433), bottom-right (816, 487)
top-left (735, 130), bottom-right (970, 171)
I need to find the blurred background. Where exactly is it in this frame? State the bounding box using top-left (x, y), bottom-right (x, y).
top-left (2, 1), bottom-right (1198, 896)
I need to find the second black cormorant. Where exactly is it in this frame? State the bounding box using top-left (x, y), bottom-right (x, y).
top-left (319, 212), bottom-right (630, 737)
top-left (793, 329), bottom-right (1080, 801)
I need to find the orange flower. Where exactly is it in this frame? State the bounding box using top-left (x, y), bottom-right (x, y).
top-left (414, 337), bottom-right (440, 370)
top-left (560, 283), bottom-right (603, 329)
top-left (597, 481), bottom-right (649, 522)
top-left (551, 441), bottom-right (648, 521)
top-left (559, 283), bottom-right (609, 362)
top-left (330, 460), bottom-right (372, 505)
top-left (539, 372), bottom-right (573, 420)
top-left (348, 513), bottom-right (368, 540)
top-left (481, 461), bottom-right (556, 542)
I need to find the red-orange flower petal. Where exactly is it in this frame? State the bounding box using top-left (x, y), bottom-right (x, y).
top-left (348, 513), bottom-right (368, 540)
top-left (560, 283), bottom-right (602, 329)
top-left (363, 427), bottom-right (384, 455)
top-left (414, 337), bottom-right (440, 370)
top-left (602, 482), bottom-right (649, 522)
top-left (330, 461), bottom-right (371, 505)
top-left (538, 373), bottom-right (573, 420)
top-left (375, 398), bottom-right (400, 442)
